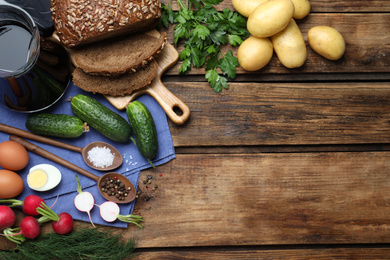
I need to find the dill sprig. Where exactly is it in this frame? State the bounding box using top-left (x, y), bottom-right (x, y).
top-left (0, 227), bottom-right (136, 260)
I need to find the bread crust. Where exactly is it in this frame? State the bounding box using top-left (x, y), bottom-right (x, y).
top-left (50, 0), bottom-right (162, 48)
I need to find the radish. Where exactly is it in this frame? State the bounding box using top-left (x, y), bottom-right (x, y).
top-left (52, 212), bottom-right (73, 235)
top-left (36, 202), bottom-right (73, 235)
top-left (22, 195), bottom-right (46, 216)
top-left (96, 201), bottom-right (144, 228)
top-left (0, 205), bottom-right (15, 230)
top-left (19, 216), bottom-right (41, 239)
top-left (0, 194), bottom-right (45, 216)
top-left (3, 216), bottom-right (40, 241)
top-left (74, 173), bottom-right (95, 227)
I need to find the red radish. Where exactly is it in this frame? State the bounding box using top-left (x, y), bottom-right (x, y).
top-left (97, 201), bottom-right (143, 228)
top-left (19, 216), bottom-right (41, 239)
top-left (74, 173), bottom-right (95, 227)
top-left (0, 195), bottom-right (45, 216)
top-left (0, 205), bottom-right (15, 230)
top-left (22, 195), bottom-right (45, 216)
top-left (36, 202), bottom-right (73, 235)
top-left (52, 212), bottom-right (73, 234)
top-left (4, 216), bottom-right (40, 240)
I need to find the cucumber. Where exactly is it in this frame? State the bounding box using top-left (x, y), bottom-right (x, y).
top-left (26, 113), bottom-right (89, 138)
top-left (71, 94), bottom-right (132, 143)
top-left (126, 101), bottom-right (158, 167)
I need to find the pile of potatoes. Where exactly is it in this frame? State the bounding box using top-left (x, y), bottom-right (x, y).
top-left (234, 0), bottom-right (346, 71)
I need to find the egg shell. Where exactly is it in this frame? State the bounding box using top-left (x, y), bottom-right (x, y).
top-left (0, 169), bottom-right (24, 198)
top-left (0, 140), bottom-right (29, 171)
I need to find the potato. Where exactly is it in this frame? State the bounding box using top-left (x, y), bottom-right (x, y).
top-left (247, 0), bottom-right (295, 38)
top-left (271, 19), bottom-right (307, 68)
top-left (291, 0), bottom-right (310, 19)
top-left (232, 0), bottom-right (269, 18)
top-left (238, 36), bottom-right (274, 71)
top-left (308, 26), bottom-right (346, 60)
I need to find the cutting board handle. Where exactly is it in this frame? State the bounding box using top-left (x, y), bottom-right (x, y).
top-left (127, 78), bottom-right (190, 125)
top-left (147, 81), bottom-right (190, 125)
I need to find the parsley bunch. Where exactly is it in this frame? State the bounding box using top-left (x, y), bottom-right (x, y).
top-left (160, 0), bottom-right (250, 93)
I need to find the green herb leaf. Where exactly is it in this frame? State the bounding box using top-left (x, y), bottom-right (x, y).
top-left (209, 29), bottom-right (228, 46)
top-left (160, 4), bottom-right (175, 28)
top-left (193, 24), bottom-right (210, 40)
top-left (206, 69), bottom-right (229, 93)
top-left (190, 46), bottom-right (203, 68)
top-left (219, 50), bottom-right (239, 79)
top-left (173, 23), bottom-right (188, 45)
top-left (228, 34), bottom-right (244, 46)
top-left (179, 47), bottom-right (191, 60)
top-left (205, 49), bottom-right (220, 71)
top-left (179, 59), bottom-right (192, 74)
top-left (162, 0), bottom-right (249, 92)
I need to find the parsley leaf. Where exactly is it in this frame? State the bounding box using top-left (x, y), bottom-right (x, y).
top-left (179, 59), bottom-right (192, 74)
top-left (228, 34), bottom-right (244, 46)
top-left (219, 50), bottom-right (239, 79)
top-left (160, 4), bottom-right (174, 28)
top-left (206, 69), bottom-right (229, 93)
top-left (193, 24), bottom-right (210, 40)
top-left (205, 49), bottom-right (221, 71)
top-left (161, 0), bottom-right (249, 93)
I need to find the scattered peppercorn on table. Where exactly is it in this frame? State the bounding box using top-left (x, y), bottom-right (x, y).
top-left (2, 0), bottom-right (390, 258)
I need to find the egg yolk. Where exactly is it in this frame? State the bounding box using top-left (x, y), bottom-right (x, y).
top-left (27, 169), bottom-right (48, 189)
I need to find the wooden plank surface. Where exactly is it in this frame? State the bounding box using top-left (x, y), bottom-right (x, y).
top-left (161, 0), bottom-right (390, 12)
top-left (167, 82), bottom-right (390, 146)
top-left (130, 248), bottom-right (390, 260)
top-left (162, 13), bottom-right (390, 76)
top-left (2, 0), bottom-right (390, 258)
top-left (124, 152), bottom-right (390, 248)
top-left (68, 0), bottom-right (390, 257)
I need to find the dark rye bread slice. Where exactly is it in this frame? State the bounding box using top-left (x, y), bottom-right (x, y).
top-left (72, 60), bottom-right (158, 96)
top-left (73, 31), bottom-right (166, 76)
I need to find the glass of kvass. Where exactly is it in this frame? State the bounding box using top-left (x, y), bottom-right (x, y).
top-left (0, 0), bottom-right (71, 113)
top-left (0, 0), bottom-right (40, 78)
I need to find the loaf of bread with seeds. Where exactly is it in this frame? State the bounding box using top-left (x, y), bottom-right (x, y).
top-left (73, 31), bottom-right (166, 76)
top-left (50, 0), bottom-right (161, 48)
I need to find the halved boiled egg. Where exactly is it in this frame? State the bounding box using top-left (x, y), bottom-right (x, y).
top-left (27, 164), bottom-right (62, 191)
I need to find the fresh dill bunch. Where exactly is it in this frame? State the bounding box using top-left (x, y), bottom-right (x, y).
top-left (0, 227), bottom-right (136, 260)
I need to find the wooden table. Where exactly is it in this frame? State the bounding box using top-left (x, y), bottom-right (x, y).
top-left (128, 1), bottom-right (390, 258)
top-left (3, 0), bottom-right (390, 258)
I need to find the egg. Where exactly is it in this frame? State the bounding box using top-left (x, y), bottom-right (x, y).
top-left (27, 164), bottom-right (62, 192)
top-left (0, 169), bottom-right (24, 198)
top-left (0, 140), bottom-right (29, 171)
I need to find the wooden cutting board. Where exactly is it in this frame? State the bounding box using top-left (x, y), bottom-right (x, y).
top-left (52, 30), bottom-right (190, 125)
top-left (104, 30), bottom-right (190, 125)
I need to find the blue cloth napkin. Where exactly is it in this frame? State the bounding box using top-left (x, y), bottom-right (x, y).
top-left (0, 82), bottom-right (176, 228)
